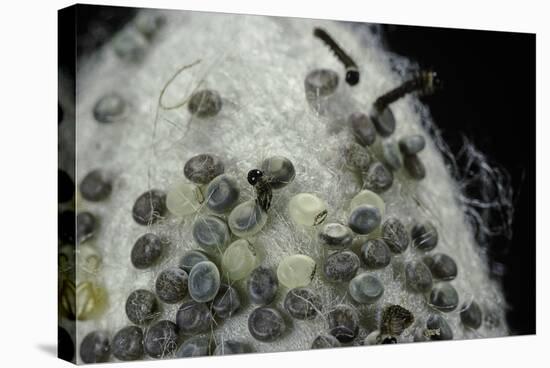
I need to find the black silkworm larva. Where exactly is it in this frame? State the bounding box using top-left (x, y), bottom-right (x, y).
top-left (247, 169), bottom-right (272, 212)
top-left (313, 27), bottom-right (360, 86)
top-left (374, 70), bottom-right (441, 111)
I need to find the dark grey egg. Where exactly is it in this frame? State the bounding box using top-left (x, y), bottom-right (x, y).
top-left (284, 288), bottom-right (321, 320)
top-left (93, 93), bottom-right (126, 123)
top-left (381, 141), bottom-right (402, 170)
top-left (399, 135), bottom-right (426, 155)
top-left (370, 106), bottom-right (396, 137)
top-left (80, 331), bottom-right (110, 363)
top-left (348, 205), bottom-right (381, 235)
top-left (349, 113), bottom-right (376, 146)
top-left (361, 239), bottom-right (391, 269)
top-left (112, 326), bottom-right (143, 361)
top-left (327, 305), bottom-right (359, 343)
top-left (405, 261), bottom-right (433, 293)
top-left (144, 320), bottom-right (178, 359)
top-left (77, 211), bottom-right (96, 244)
top-left (411, 221), bottom-right (438, 251)
top-left (404, 154), bottom-right (426, 180)
top-left (423, 253), bottom-right (457, 280)
top-left (362, 162), bottom-right (393, 193)
top-left (178, 249), bottom-right (210, 273)
top-left (305, 69), bottom-right (339, 98)
top-left (311, 334), bottom-right (341, 349)
top-left (132, 190), bottom-right (167, 226)
top-left (247, 266), bottom-right (278, 305)
top-left (184, 153), bottom-right (225, 185)
top-left (176, 335), bottom-right (212, 358)
top-left (382, 217), bottom-right (409, 253)
top-left (188, 261), bottom-right (220, 303)
top-left (212, 284), bottom-right (241, 319)
top-left (261, 156), bottom-right (296, 189)
top-left (131, 233), bottom-right (164, 269)
top-left (323, 250), bottom-right (360, 282)
top-left (426, 314), bottom-right (453, 340)
top-left (460, 301), bottom-right (482, 329)
top-left (192, 215), bottom-right (231, 254)
top-left (155, 267), bottom-right (188, 304)
top-left (248, 307), bottom-right (286, 342)
top-left (344, 142), bottom-right (372, 172)
top-left (205, 174), bottom-right (240, 213)
top-left (175, 300), bottom-right (212, 335)
top-left (348, 273), bottom-right (384, 304)
top-left (125, 289), bottom-right (159, 325)
top-left (319, 223), bottom-right (354, 249)
top-left (188, 89), bottom-right (222, 118)
top-left (80, 169), bottom-right (112, 201)
top-left (428, 283), bottom-right (459, 312)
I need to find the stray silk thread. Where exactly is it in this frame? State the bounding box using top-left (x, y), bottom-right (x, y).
top-left (158, 59), bottom-right (202, 110)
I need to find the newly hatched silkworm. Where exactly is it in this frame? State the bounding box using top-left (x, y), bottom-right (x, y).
top-left (314, 27), bottom-right (360, 86)
top-left (247, 169), bottom-right (273, 212)
top-left (374, 70), bottom-right (442, 111)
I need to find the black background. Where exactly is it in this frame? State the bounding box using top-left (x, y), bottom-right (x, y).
top-left (67, 5), bottom-right (535, 335)
top-left (383, 25), bottom-right (535, 335)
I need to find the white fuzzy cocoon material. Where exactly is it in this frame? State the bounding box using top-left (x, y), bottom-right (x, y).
top-left (72, 8), bottom-right (508, 362)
